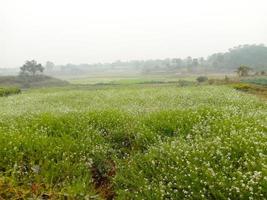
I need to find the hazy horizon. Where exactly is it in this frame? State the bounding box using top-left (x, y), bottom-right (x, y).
top-left (1, 0), bottom-right (267, 68)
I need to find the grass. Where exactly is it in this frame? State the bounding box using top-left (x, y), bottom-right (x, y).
top-left (0, 83), bottom-right (266, 199)
top-left (231, 83), bottom-right (267, 100)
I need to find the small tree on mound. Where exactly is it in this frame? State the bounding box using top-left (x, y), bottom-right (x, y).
top-left (20, 60), bottom-right (44, 76)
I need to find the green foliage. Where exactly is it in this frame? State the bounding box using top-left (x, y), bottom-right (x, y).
top-left (232, 83), bottom-right (252, 91)
top-left (177, 80), bottom-right (196, 87)
top-left (196, 76), bottom-right (208, 83)
top-left (236, 65), bottom-right (251, 77)
top-left (20, 60), bottom-right (44, 76)
top-left (0, 87), bottom-right (21, 97)
top-left (46, 44), bottom-right (267, 76)
top-left (207, 44), bottom-right (267, 71)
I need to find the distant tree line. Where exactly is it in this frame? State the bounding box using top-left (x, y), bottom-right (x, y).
top-left (206, 44), bottom-right (267, 71)
top-left (41, 44), bottom-right (267, 75)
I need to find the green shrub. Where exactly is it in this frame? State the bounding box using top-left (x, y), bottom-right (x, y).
top-left (232, 83), bottom-right (251, 91)
top-left (0, 87), bottom-right (21, 97)
top-left (196, 76), bottom-right (208, 83)
top-left (177, 80), bottom-right (195, 87)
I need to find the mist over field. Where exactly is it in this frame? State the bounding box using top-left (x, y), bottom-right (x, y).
top-left (1, 0), bottom-right (267, 68)
top-left (1, 0), bottom-right (267, 199)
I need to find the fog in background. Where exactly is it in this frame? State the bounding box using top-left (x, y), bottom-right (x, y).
top-left (1, 0), bottom-right (267, 68)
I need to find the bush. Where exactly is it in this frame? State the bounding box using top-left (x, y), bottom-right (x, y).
top-left (177, 80), bottom-right (195, 87)
top-left (232, 83), bottom-right (251, 91)
top-left (0, 87), bottom-right (21, 97)
top-left (196, 76), bottom-right (208, 83)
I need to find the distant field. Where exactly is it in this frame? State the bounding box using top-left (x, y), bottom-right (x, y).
top-left (242, 76), bottom-right (267, 86)
top-left (65, 73), bottom-right (232, 85)
top-left (0, 83), bottom-right (266, 199)
top-left (67, 74), bottom-right (182, 85)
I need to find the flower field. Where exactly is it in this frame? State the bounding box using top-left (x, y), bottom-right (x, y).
top-left (0, 85), bottom-right (266, 199)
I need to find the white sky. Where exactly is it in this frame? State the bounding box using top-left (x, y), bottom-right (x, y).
top-left (1, 0), bottom-right (267, 68)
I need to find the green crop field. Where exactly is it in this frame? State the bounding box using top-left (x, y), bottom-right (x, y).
top-left (66, 74), bottom-right (229, 85)
top-left (0, 84), bottom-right (266, 199)
top-left (242, 77), bottom-right (267, 86)
top-left (67, 74), bottom-right (184, 85)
